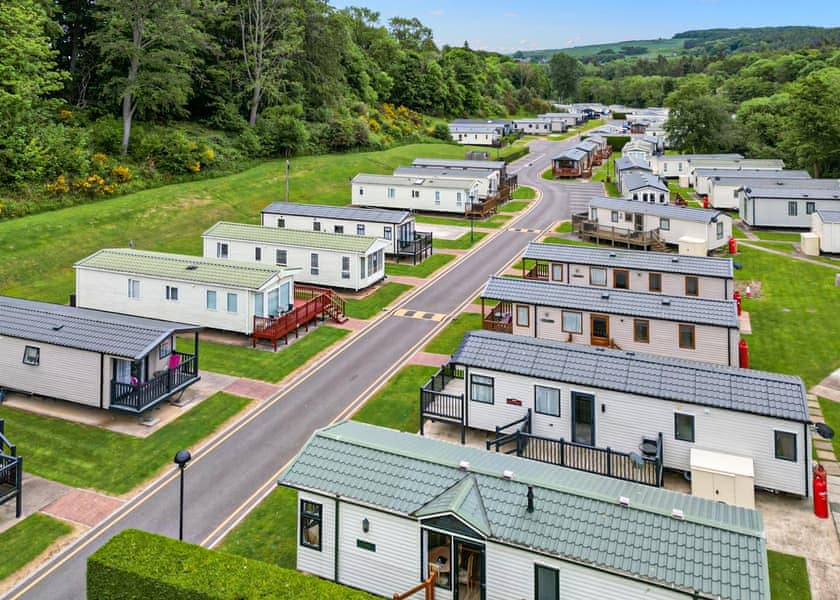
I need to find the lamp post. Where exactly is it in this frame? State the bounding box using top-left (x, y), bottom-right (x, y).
top-left (174, 449), bottom-right (192, 541)
top-left (468, 192), bottom-right (475, 244)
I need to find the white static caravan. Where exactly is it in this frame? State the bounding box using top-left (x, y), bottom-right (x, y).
top-left (812, 209), bottom-right (840, 253)
top-left (202, 222), bottom-right (388, 291)
top-left (351, 173), bottom-right (480, 215)
top-left (537, 112), bottom-right (580, 128)
top-left (393, 166), bottom-right (498, 200)
top-left (411, 157), bottom-right (507, 180)
top-left (512, 118), bottom-right (554, 134)
top-left (613, 156), bottom-right (652, 191)
top-left (75, 248), bottom-right (298, 335)
top-left (280, 421), bottom-right (771, 600)
top-left (0, 295), bottom-right (200, 414)
top-left (520, 242), bottom-right (735, 300)
top-left (480, 275), bottom-right (740, 367)
top-left (741, 185), bottom-right (840, 228)
top-left (621, 172), bottom-right (669, 203)
top-left (426, 330), bottom-right (812, 497)
top-left (589, 197), bottom-right (732, 252)
top-left (650, 153), bottom-right (743, 178)
top-left (696, 170), bottom-right (812, 209)
top-left (448, 121), bottom-right (507, 146)
top-left (684, 158), bottom-right (785, 189)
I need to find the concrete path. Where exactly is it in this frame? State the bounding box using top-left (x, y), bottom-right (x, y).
top-left (740, 241), bottom-right (840, 269)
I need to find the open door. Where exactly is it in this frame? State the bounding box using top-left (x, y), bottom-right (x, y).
top-left (634, 213), bottom-right (644, 232)
top-left (572, 392), bottom-right (595, 446)
top-left (455, 540), bottom-right (484, 600)
top-left (590, 314), bottom-right (609, 347)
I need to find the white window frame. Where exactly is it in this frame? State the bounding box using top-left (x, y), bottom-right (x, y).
top-left (341, 256), bottom-right (350, 279)
top-left (561, 310), bottom-right (582, 334)
top-left (206, 290), bottom-right (217, 310)
top-left (216, 242), bottom-right (229, 259)
top-left (356, 224), bottom-right (365, 236)
top-left (128, 279), bottom-right (141, 299)
top-left (660, 217), bottom-right (670, 231)
top-left (275, 249), bottom-right (287, 267)
top-left (310, 253), bottom-right (319, 276)
top-left (226, 292), bottom-right (238, 313)
top-left (535, 386), bottom-right (561, 417)
top-left (384, 226), bottom-right (392, 240)
top-left (165, 285), bottom-right (179, 301)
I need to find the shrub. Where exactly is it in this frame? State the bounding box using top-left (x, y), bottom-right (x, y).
top-left (255, 105), bottom-right (308, 157)
top-left (87, 529), bottom-right (377, 600)
top-left (132, 128), bottom-right (214, 174)
top-left (604, 135), bottom-right (631, 151)
top-left (431, 122), bottom-right (450, 140)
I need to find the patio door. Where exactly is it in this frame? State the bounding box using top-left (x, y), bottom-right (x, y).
top-left (590, 314), bottom-right (609, 346)
top-left (113, 359), bottom-right (131, 384)
top-left (267, 289), bottom-right (279, 317)
top-left (634, 213), bottom-right (644, 232)
top-left (454, 540), bottom-right (484, 600)
top-left (572, 392), bottom-right (595, 446)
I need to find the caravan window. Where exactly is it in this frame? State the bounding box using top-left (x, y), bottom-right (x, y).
top-left (300, 500), bottom-right (322, 550)
top-left (22, 345), bottom-right (40, 366)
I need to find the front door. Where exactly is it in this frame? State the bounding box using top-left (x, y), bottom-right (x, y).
top-left (454, 540), bottom-right (484, 600)
top-left (634, 213), bottom-right (644, 232)
top-left (590, 314), bottom-right (609, 346)
top-left (572, 392), bottom-right (595, 446)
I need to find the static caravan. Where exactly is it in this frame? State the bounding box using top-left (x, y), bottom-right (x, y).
top-left (614, 157), bottom-right (652, 191)
top-left (684, 158), bottom-right (784, 189)
top-left (621, 172), bottom-right (669, 203)
top-left (650, 153), bottom-right (742, 178)
top-left (448, 121), bottom-right (508, 146)
top-left (0, 295), bottom-right (200, 414)
top-left (812, 209), bottom-right (840, 253)
top-left (393, 166), bottom-right (499, 200)
top-left (520, 242), bottom-right (734, 299)
top-left (741, 185), bottom-right (840, 228)
top-left (693, 168), bottom-right (810, 200)
top-left (75, 248), bottom-right (298, 335)
top-left (551, 148), bottom-right (591, 178)
top-left (351, 173), bottom-right (481, 215)
top-left (480, 275), bottom-right (740, 366)
top-left (422, 330), bottom-right (811, 498)
top-left (450, 118), bottom-right (514, 136)
top-left (260, 202), bottom-right (431, 264)
top-left (280, 421), bottom-right (771, 600)
top-left (202, 222), bottom-right (388, 291)
top-left (589, 197), bottom-right (732, 251)
top-left (411, 158), bottom-right (507, 183)
top-left (620, 139), bottom-right (656, 162)
top-left (532, 114), bottom-right (569, 132)
top-left (537, 112), bottom-right (580, 128)
top-left (575, 139), bottom-right (601, 166)
top-left (512, 118), bottom-right (553, 134)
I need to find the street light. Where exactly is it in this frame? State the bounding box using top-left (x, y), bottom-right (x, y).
top-left (468, 191), bottom-right (476, 244)
top-left (174, 449), bottom-right (192, 541)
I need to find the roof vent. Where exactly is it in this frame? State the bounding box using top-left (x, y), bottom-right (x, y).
top-left (661, 299), bottom-right (671, 306)
top-left (52, 324), bottom-right (64, 331)
top-left (601, 292), bottom-right (610, 300)
top-left (186, 265), bottom-right (198, 270)
top-left (608, 251), bottom-right (617, 257)
top-left (671, 257), bottom-right (679, 263)
top-left (671, 508), bottom-right (685, 520)
top-left (618, 496), bottom-right (630, 507)
top-left (459, 460), bottom-right (471, 470)
top-left (502, 469), bottom-right (514, 480)
top-left (527, 486), bottom-right (535, 513)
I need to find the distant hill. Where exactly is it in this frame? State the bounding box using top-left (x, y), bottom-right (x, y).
top-left (515, 26), bottom-right (840, 62)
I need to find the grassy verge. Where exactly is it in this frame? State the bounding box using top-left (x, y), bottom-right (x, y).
top-left (732, 225), bottom-right (748, 239)
top-left (737, 246), bottom-right (840, 386)
top-left (0, 392), bottom-right (250, 494)
top-left (218, 485), bottom-right (298, 569)
top-left (351, 365), bottom-right (438, 433)
top-left (511, 186), bottom-right (537, 200)
top-left (767, 550), bottom-right (811, 599)
top-left (424, 313), bottom-right (482, 355)
top-left (555, 221), bottom-right (572, 234)
top-left (667, 181), bottom-right (700, 207)
top-left (385, 253), bottom-right (455, 278)
top-left (819, 397), bottom-right (840, 460)
top-left (755, 231), bottom-right (802, 242)
top-left (416, 214), bottom-right (510, 229)
top-left (433, 232), bottom-right (487, 250)
top-left (178, 326), bottom-right (348, 382)
top-left (591, 152), bottom-right (620, 184)
top-left (498, 201), bottom-right (530, 213)
top-left (344, 282), bottom-right (412, 319)
top-left (748, 241), bottom-right (798, 253)
top-left (541, 168), bottom-right (554, 180)
top-left (0, 514), bottom-right (73, 581)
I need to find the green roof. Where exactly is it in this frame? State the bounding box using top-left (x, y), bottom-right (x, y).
top-left (75, 248), bottom-right (295, 290)
top-left (203, 221), bottom-right (381, 253)
top-left (280, 421), bottom-right (769, 600)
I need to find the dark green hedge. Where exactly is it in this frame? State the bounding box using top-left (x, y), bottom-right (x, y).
top-left (611, 112), bottom-right (627, 120)
top-left (87, 529), bottom-right (378, 600)
top-left (605, 135), bottom-right (631, 151)
top-left (503, 146), bottom-right (530, 164)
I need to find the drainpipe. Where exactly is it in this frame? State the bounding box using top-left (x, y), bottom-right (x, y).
top-left (804, 422), bottom-right (810, 498)
top-left (334, 495), bottom-right (340, 582)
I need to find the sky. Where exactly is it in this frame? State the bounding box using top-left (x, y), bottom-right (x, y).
top-left (329, 0), bottom-right (840, 54)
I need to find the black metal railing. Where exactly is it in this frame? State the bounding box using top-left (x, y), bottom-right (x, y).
top-left (110, 352), bottom-right (199, 414)
top-left (486, 409), bottom-right (532, 455)
top-left (0, 419), bottom-right (23, 517)
top-left (419, 365), bottom-right (464, 422)
top-left (395, 231), bottom-right (433, 265)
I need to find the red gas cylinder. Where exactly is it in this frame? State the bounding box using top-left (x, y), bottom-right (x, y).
top-left (703, 196), bottom-right (709, 209)
top-left (728, 237), bottom-right (737, 254)
top-left (814, 464), bottom-right (829, 519)
top-left (734, 290), bottom-right (742, 316)
top-left (738, 339), bottom-right (749, 368)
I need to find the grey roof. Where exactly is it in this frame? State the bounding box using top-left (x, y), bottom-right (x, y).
top-left (203, 222), bottom-right (383, 253)
top-left (448, 123), bottom-right (504, 134)
top-left (280, 421), bottom-right (769, 600)
top-left (261, 202), bottom-right (411, 225)
top-left (481, 276), bottom-right (739, 327)
top-left (393, 166), bottom-right (494, 180)
top-left (816, 209), bottom-right (840, 223)
top-left (744, 186), bottom-right (840, 200)
top-left (659, 153), bottom-right (743, 161)
top-left (623, 172), bottom-right (668, 192)
top-left (0, 295), bottom-right (198, 360)
top-left (576, 140), bottom-right (598, 152)
top-left (412, 158), bottom-right (505, 170)
top-left (522, 242), bottom-right (733, 278)
top-left (351, 173), bottom-right (479, 191)
top-left (590, 197), bottom-right (724, 224)
top-left (451, 119), bottom-right (512, 126)
top-left (687, 158), bottom-right (785, 170)
top-left (454, 330), bottom-right (808, 422)
top-left (694, 168), bottom-right (811, 180)
top-left (614, 157), bottom-right (652, 173)
top-left (552, 148), bottom-right (587, 161)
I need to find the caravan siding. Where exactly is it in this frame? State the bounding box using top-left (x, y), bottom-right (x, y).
top-left (814, 213), bottom-right (840, 252)
top-left (559, 262), bottom-right (729, 299)
top-left (742, 197), bottom-right (840, 228)
top-left (708, 181), bottom-right (743, 209)
top-left (296, 491), bottom-right (336, 580)
top-left (352, 181), bottom-right (477, 214)
top-left (0, 337), bottom-right (101, 407)
top-left (337, 502), bottom-right (420, 598)
top-left (591, 206), bottom-right (730, 250)
top-left (465, 369), bottom-right (807, 495)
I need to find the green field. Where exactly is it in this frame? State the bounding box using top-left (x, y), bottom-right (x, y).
top-left (385, 253), bottom-right (455, 278)
top-left (351, 365), bottom-right (438, 434)
top-left (0, 514), bottom-right (73, 581)
top-left (344, 282), bottom-right (412, 319)
top-left (526, 38), bottom-right (685, 60)
top-left (424, 313), bottom-right (482, 355)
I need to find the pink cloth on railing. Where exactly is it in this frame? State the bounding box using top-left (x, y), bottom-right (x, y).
top-left (168, 354), bottom-right (181, 369)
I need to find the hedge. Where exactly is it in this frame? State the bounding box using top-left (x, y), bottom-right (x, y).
top-left (611, 112), bottom-right (627, 120)
top-left (87, 529), bottom-right (378, 600)
top-left (605, 135), bottom-right (631, 151)
top-left (503, 145), bottom-right (530, 164)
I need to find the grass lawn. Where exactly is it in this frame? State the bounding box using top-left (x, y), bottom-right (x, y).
top-left (218, 485), bottom-right (298, 569)
top-left (351, 365), bottom-right (438, 434)
top-left (424, 313), bottom-right (482, 355)
top-left (755, 231), bottom-right (802, 242)
top-left (819, 397), bottom-right (840, 460)
top-left (737, 246), bottom-right (840, 386)
top-left (416, 213), bottom-right (510, 229)
top-left (591, 152), bottom-right (620, 184)
top-left (748, 241), bottom-right (798, 253)
top-left (767, 550), bottom-right (811, 599)
top-left (541, 168), bottom-right (554, 180)
top-left (498, 200), bottom-right (530, 213)
top-left (0, 513), bottom-right (73, 581)
top-left (433, 231), bottom-right (487, 250)
top-left (0, 392), bottom-right (250, 494)
top-left (511, 186), bottom-right (537, 200)
top-left (385, 253), bottom-right (455, 278)
top-left (344, 282), bottom-right (412, 319)
top-left (177, 326), bottom-right (349, 382)
top-left (667, 181), bottom-right (701, 207)
top-left (732, 225), bottom-right (749, 239)
top-left (0, 143), bottom-right (492, 303)
top-left (555, 221), bottom-right (572, 234)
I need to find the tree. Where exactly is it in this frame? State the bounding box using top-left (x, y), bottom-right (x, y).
top-left (665, 79), bottom-right (737, 154)
top-left (784, 67), bottom-right (840, 177)
top-left (388, 17), bottom-right (435, 52)
top-left (237, 0), bottom-right (303, 126)
top-left (54, 0), bottom-right (98, 106)
top-left (92, 0), bottom-right (206, 155)
top-left (548, 52), bottom-right (582, 101)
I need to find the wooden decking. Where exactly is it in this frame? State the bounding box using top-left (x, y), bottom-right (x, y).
top-left (572, 213), bottom-right (669, 251)
top-left (252, 285), bottom-right (347, 351)
top-left (552, 165), bottom-right (592, 179)
top-left (481, 300), bottom-right (513, 334)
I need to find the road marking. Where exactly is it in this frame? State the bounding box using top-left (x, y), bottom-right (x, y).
top-left (507, 227), bottom-right (541, 233)
top-left (392, 309), bottom-right (446, 321)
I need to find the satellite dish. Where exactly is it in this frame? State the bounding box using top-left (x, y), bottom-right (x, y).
top-left (815, 422), bottom-right (835, 440)
top-left (629, 452), bottom-right (645, 469)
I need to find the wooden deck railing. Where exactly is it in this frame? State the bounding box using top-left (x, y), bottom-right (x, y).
top-left (572, 214), bottom-right (663, 248)
top-left (111, 352), bottom-right (198, 414)
top-left (524, 262), bottom-right (549, 281)
top-left (482, 301), bottom-right (513, 334)
top-left (254, 285), bottom-right (346, 350)
top-left (552, 165), bottom-right (592, 178)
top-left (393, 569), bottom-right (436, 600)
